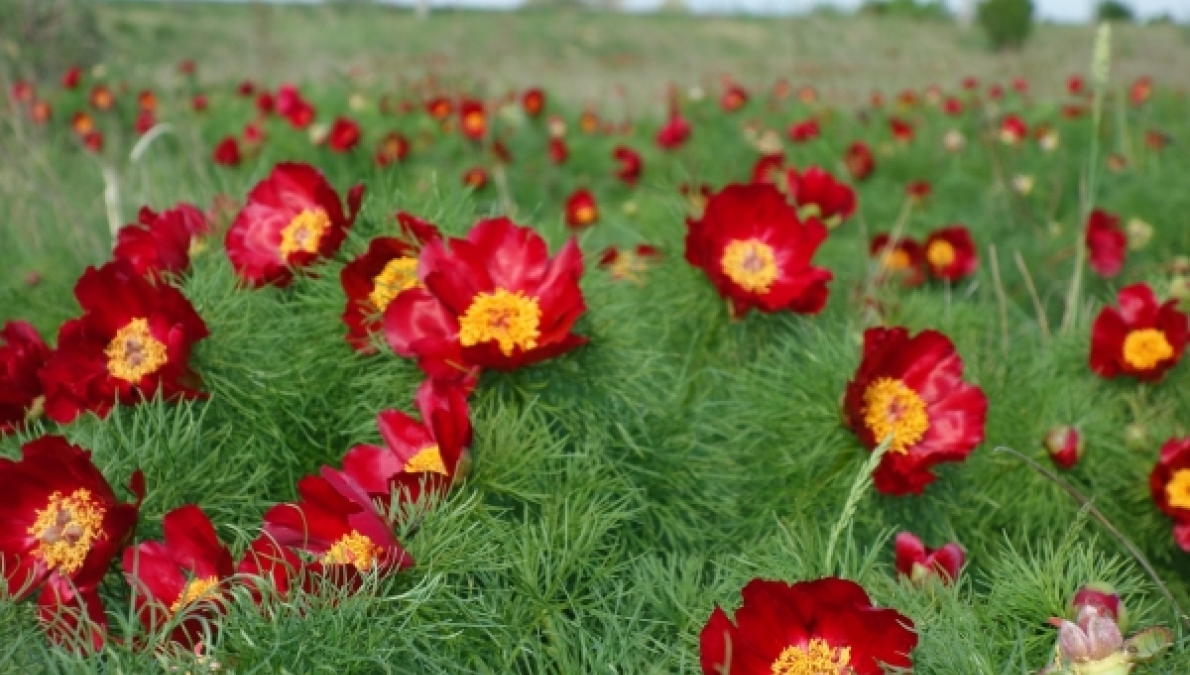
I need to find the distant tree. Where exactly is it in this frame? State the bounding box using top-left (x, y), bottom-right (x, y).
top-left (860, 0), bottom-right (951, 20)
top-left (976, 0), bottom-right (1034, 50)
top-left (1096, 0), bottom-right (1135, 22)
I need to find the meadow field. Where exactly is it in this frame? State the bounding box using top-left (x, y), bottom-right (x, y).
top-left (3, 2), bottom-right (1190, 674)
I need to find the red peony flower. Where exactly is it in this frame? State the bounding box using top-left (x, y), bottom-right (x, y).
top-left (999, 114), bottom-right (1028, 144)
top-left (138, 90), bottom-right (157, 112)
top-left (787, 118), bottom-right (820, 143)
top-left (613, 145), bottom-right (642, 185)
top-left (62, 67), bottom-right (82, 90)
top-left (895, 532), bottom-right (964, 584)
top-left (340, 213), bottom-right (441, 352)
top-left (191, 93), bottom-right (208, 112)
top-left (71, 111), bottom-right (94, 136)
top-left (134, 109), bottom-right (156, 136)
top-left (225, 162), bottom-right (364, 287)
top-left (89, 85), bottom-right (114, 111)
top-left (262, 467), bottom-right (414, 586)
top-left (276, 84), bottom-right (316, 128)
top-left (844, 141), bottom-right (875, 181)
top-left (0, 436), bottom-right (142, 610)
top-left (720, 83), bottom-right (748, 112)
top-left (459, 99), bottom-right (486, 141)
top-left (237, 80), bottom-right (255, 97)
top-left (1089, 283), bottom-right (1188, 382)
top-left (375, 132), bottom-right (410, 167)
top-left (565, 189), bottom-right (599, 229)
top-left (178, 59), bottom-right (196, 76)
top-left (82, 131), bottom-right (104, 153)
top-left (1085, 209), bottom-right (1126, 278)
top-left (1068, 75), bottom-right (1085, 96)
top-left (1045, 425), bottom-right (1083, 470)
top-left (1149, 438), bottom-right (1190, 551)
top-left (700, 577), bottom-right (917, 675)
top-left (785, 166), bottom-right (856, 226)
top-left (843, 327), bottom-right (988, 495)
top-left (462, 166), bottom-right (489, 190)
top-left (906, 180), bottom-right (931, 202)
top-left (426, 96), bottom-right (453, 120)
top-left (255, 91), bottom-right (275, 116)
top-left (384, 218), bottom-right (586, 377)
top-left (656, 113), bottom-right (691, 150)
top-left (212, 137), bottom-right (241, 166)
top-left (38, 575), bottom-right (108, 652)
top-left (0, 321), bottom-right (51, 435)
top-left (328, 116), bottom-right (361, 153)
top-left (870, 234), bottom-right (926, 287)
top-left (685, 183), bottom-right (832, 318)
top-left (923, 225), bottom-right (978, 281)
top-left (522, 88), bottom-right (546, 117)
top-left (342, 378), bottom-right (472, 510)
top-left (113, 204), bottom-right (208, 279)
top-left (237, 534), bottom-right (308, 601)
top-left (890, 117), bottom-right (914, 142)
top-left (122, 505), bottom-right (234, 647)
top-left (598, 245), bottom-right (662, 283)
top-left (30, 100), bottom-right (52, 124)
top-left (962, 76), bottom-right (979, 90)
top-left (943, 96), bottom-right (964, 115)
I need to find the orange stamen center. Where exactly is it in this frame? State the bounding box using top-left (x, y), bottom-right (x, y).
top-left (369, 257), bottom-right (420, 312)
top-left (721, 239), bottom-right (779, 294)
top-left (926, 240), bottom-right (956, 268)
top-left (1166, 470), bottom-right (1190, 510)
top-left (1122, 329), bottom-right (1174, 371)
top-left (770, 638), bottom-right (852, 675)
top-left (106, 318), bottom-right (169, 382)
top-left (406, 445), bottom-right (448, 475)
top-left (279, 209), bottom-right (331, 257)
top-left (170, 576), bottom-right (220, 613)
top-left (322, 531), bottom-right (383, 571)
top-left (862, 377), bottom-right (930, 455)
top-left (28, 489), bottom-right (106, 575)
top-left (458, 288), bottom-right (542, 356)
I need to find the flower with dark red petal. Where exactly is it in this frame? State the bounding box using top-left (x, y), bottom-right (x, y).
top-left (870, 234), bottom-right (926, 287)
top-left (785, 166), bottom-right (856, 227)
top-left (522, 88), bottom-right (545, 117)
top-left (237, 534), bottom-right (309, 602)
top-left (30, 100), bottom-right (52, 124)
top-left (38, 576), bottom-right (108, 652)
top-left (276, 84), bottom-right (315, 129)
top-left (923, 225), bottom-right (978, 281)
top-left (1149, 438), bottom-right (1190, 551)
top-left (844, 141), bottom-right (875, 181)
top-left (1068, 75), bottom-right (1085, 96)
top-left (890, 117), bottom-right (914, 142)
top-left (262, 467), bottom-right (413, 587)
top-left (212, 137), bottom-right (241, 166)
top-left (999, 114), bottom-right (1028, 145)
top-left (138, 90), bottom-right (157, 112)
top-left (384, 218), bottom-right (587, 377)
top-left (459, 99), bottom-right (486, 141)
top-left (375, 132), bottom-right (410, 167)
top-left (255, 91), bottom-right (275, 115)
top-left (1130, 76), bottom-right (1152, 106)
top-left (906, 180), bottom-right (931, 202)
top-left (426, 97), bottom-right (452, 120)
top-left (134, 110), bottom-right (156, 136)
top-left (192, 94), bottom-right (208, 112)
top-left (1089, 283), bottom-right (1188, 382)
top-left (700, 577), bottom-right (917, 675)
top-left (328, 116), bottom-right (361, 153)
top-left (39, 261), bottom-right (209, 424)
top-left (340, 213), bottom-right (441, 352)
top-left (1045, 425), bottom-right (1084, 470)
top-left (113, 204), bottom-right (209, 279)
top-left (0, 436), bottom-right (142, 609)
top-left (613, 145), bottom-right (642, 185)
top-left (0, 321), bottom-right (50, 435)
top-left (685, 183), bottom-right (832, 318)
top-left (225, 162), bottom-right (364, 287)
top-left (599, 245), bottom-right (661, 284)
top-left (82, 131), bottom-right (104, 153)
top-left (89, 85), bottom-right (114, 111)
top-left (843, 327), bottom-right (988, 495)
top-left (656, 113), bottom-right (691, 150)
top-left (342, 378), bottom-right (472, 511)
top-left (943, 96), bottom-right (964, 115)
top-left (720, 82), bottom-right (748, 112)
top-left (62, 67), bottom-right (82, 90)
top-left (122, 505), bottom-right (234, 647)
top-left (895, 532), bottom-right (964, 584)
top-left (565, 189), bottom-right (599, 229)
top-left (787, 118), bottom-right (820, 143)
top-left (548, 137), bottom-right (568, 165)
top-left (1085, 209), bottom-right (1126, 278)
top-left (750, 153), bottom-right (785, 185)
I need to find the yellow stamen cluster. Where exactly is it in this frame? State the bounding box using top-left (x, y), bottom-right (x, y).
top-left (1166, 469), bottom-right (1190, 510)
top-left (322, 531), bottom-right (383, 571)
top-left (1122, 329), bottom-right (1174, 371)
top-left (279, 209), bottom-right (332, 257)
top-left (463, 112), bottom-right (485, 135)
top-left (105, 318), bottom-right (169, 383)
top-left (28, 489), bottom-right (106, 575)
top-left (881, 250), bottom-right (911, 271)
top-left (573, 205), bottom-right (596, 225)
top-left (405, 445), bottom-right (448, 475)
top-left (170, 576), bottom-right (220, 613)
top-left (609, 252), bottom-right (648, 284)
top-left (862, 377), bottom-right (930, 455)
top-left (369, 257), bottom-right (420, 312)
top-left (458, 288), bottom-right (542, 356)
top-left (926, 240), bottom-right (956, 268)
top-left (721, 239), bottom-right (779, 294)
top-left (770, 639), bottom-right (852, 675)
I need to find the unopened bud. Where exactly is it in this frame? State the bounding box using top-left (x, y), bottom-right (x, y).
top-left (1072, 582), bottom-right (1127, 629)
top-left (1045, 426), bottom-right (1083, 470)
top-left (1124, 423), bottom-right (1148, 451)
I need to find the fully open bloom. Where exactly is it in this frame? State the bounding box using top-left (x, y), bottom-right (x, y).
top-left (342, 378), bottom-right (472, 510)
top-left (844, 141), bottom-right (875, 181)
top-left (225, 162), bottom-right (364, 287)
top-left (263, 467), bottom-right (414, 587)
top-left (700, 577), bottom-right (917, 675)
top-left (0, 436), bottom-right (142, 614)
top-left (890, 117), bottom-right (914, 142)
top-left (1089, 283), bottom-right (1188, 382)
top-left (686, 183), bottom-right (831, 318)
top-left (459, 99), bottom-right (486, 141)
top-left (1000, 114), bottom-right (1028, 144)
top-left (39, 261), bottom-right (209, 424)
top-left (426, 96), bottom-right (452, 120)
top-left (1150, 437), bottom-right (1190, 550)
top-left (522, 88), bottom-right (546, 116)
top-left (843, 327), bottom-right (988, 495)
top-left (276, 84), bottom-right (315, 128)
top-left (327, 117), bottom-right (361, 152)
top-left (895, 532), bottom-right (964, 584)
top-left (113, 204), bottom-right (209, 279)
top-left (89, 85), bottom-right (114, 111)
top-left (375, 132), bottom-right (410, 167)
top-left (384, 218), bottom-right (587, 377)
top-left (785, 166), bottom-right (856, 227)
top-left (1085, 209), bottom-right (1126, 278)
top-left (340, 213), bottom-right (441, 352)
top-left (750, 153), bottom-right (785, 185)
top-left (237, 534), bottom-right (308, 602)
top-left (565, 189), bottom-right (599, 229)
top-left (870, 234), bottom-right (926, 287)
top-left (212, 137), bottom-right (241, 166)
top-left (923, 225), bottom-right (978, 281)
top-left (0, 321), bottom-right (51, 435)
top-left (613, 145), bottom-right (642, 185)
top-left (123, 505), bottom-right (234, 647)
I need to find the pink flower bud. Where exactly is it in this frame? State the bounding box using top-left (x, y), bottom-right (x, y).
top-left (1045, 425), bottom-right (1083, 470)
top-left (1080, 607), bottom-right (1124, 661)
top-left (1053, 617), bottom-right (1095, 662)
top-left (1072, 582), bottom-right (1126, 628)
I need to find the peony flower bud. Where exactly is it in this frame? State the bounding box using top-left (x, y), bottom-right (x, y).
top-left (1071, 582), bottom-right (1127, 629)
top-left (1080, 607), bottom-right (1124, 661)
top-left (1045, 426), bottom-right (1083, 470)
top-left (1124, 423), bottom-right (1148, 451)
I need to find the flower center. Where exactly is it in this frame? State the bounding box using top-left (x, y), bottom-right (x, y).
top-left (1122, 329), bottom-right (1174, 370)
top-left (106, 318), bottom-right (169, 383)
top-left (721, 239), bottom-right (779, 294)
top-left (610, 252), bottom-right (647, 283)
top-left (369, 257), bottom-right (420, 312)
top-left (1166, 470), bottom-right (1190, 510)
top-left (574, 205), bottom-right (596, 225)
top-left (771, 639), bottom-right (852, 675)
top-left (170, 576), bottom-right (220, 613)
top-left (862, 377), bottom-right (930, 455)
top-left (279, 209), bottom-right (331, 257)
top-left (881, 250), bottom-right (911, 271)
top-left (463, 111), bottom-right (484, 135)
top-left (926, 240), bottom-right (956, 268)
top-left (406, 445), bottom-right (448, 475)
top-left (322, 530), bottom-right (383, 571)
top-left (28, 489), bottom-right (106, 575)
top-left (457, 288), bottom-right (542, 356)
